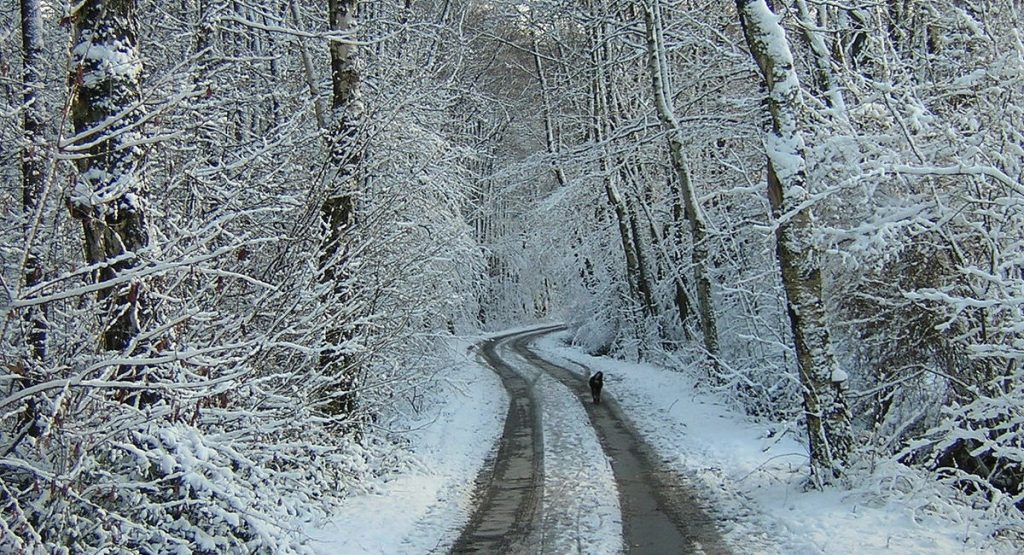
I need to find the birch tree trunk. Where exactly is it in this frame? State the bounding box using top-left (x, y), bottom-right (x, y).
top-left (643, 0), bottom-right (720, 370)
top-left (531, 33), bottom-right (567, 189)
top-left (66, 0), bottom-right (155, 405)
top-left (736, 0), bottom-right (852, 485)
top-left (319, 0), bottom-right (364, 418)
top-left (792, 0), bottom-right (848, 120)
top-left (290, 0), bottom-right (325, 129)
top-left (590, 16), bottom-right (635, 298)
top-left (19, 0), bottom-right (47, 363)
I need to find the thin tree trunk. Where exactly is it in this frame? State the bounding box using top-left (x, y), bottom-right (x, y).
top-left (14, 0), bottom-right (50, 440)
top-left (627, 196), bottom-right (656, 316)
top-left (319, 0), bottom-right (364, 418)
top-left (737, 0), bottom-right (852, 486)
top-left (644, 0), bottom-right (720, 368)
top-left (20, 0), bottom-right (47, 362)
top-left (67, 0), bottom-right (156, 406)
top-left (531, 34), bottom-right (567, 188)
top-left (635, 190), bottom-right (695, 341)
top-left (290, 0), bottom-right (325, 129)
top-left (793, 0), bottom-right (848, 120)
top-left (587, 9), bottom-right (645, 309)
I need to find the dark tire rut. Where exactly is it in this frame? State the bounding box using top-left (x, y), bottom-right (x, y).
top-left (516, 328), bottom-right (731, 554)
top-left (454, 326), bottom-right (731, 554)
top-left (451, 329), bottom-right (550, 553)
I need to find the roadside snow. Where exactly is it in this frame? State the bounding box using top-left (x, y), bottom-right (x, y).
top-left (532, 331), bottom-right (1021, 555)
top-left (305, 338), bottom-right (507, 554)
top-left (305, 326), bottom-right (1020, 554)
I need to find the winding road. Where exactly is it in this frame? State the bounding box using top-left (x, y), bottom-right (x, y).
top-left (452, 326), bottom-right (730, 554)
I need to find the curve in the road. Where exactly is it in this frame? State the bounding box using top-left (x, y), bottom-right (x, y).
top-left (515, 328), bottom-right (731, 555)
top-left (454, 326), bottom-right (731, 554)
top-left (450, 329), bottom-right (552, 553)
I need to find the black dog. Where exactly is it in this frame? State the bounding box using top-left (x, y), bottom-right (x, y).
top-left (589, 371), bottom-right (604, 404)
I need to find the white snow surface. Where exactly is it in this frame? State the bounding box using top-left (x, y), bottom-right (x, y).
top-left (305, 335), bottom-right (508, 554)
top-left (305, 326), bottom-right (1022, 554)
top-left (533, 331), bottom-right (1021, 555)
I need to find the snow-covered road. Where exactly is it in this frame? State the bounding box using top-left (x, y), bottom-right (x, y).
top-left (307, 325), bottom-right (1020, 554)
top-left (452, 327), bottom-right (622, 553)
top-left (455, 327), bottom-right (727, 554)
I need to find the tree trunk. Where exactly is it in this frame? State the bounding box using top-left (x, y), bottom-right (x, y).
top-left (793, 0), bottom-right (848, 119)
top-left (603, 180), bottom-right (643, 305)
top-left (20, 0), bottom-right (47, 362)
top-left (736, 0), bottom-right (853, 486)
top-left (588, 8), bottom-right (650, 316)
top-left (644, 0), bottom-right (720, 370)
top-left (15, 0), bottom-right (50, 439)
top-left (290, 0), bottom-right (325, 129)
top-left (635, 185), bottom-right (695, 342)
top-left (627, 196), bottom-right (656, 316)
top-left (319, 0), bottom-right (364, 419)
top-left (67, 0), bottom-right (155, 406)
top-left (531, 33), bottom-right (567, 188)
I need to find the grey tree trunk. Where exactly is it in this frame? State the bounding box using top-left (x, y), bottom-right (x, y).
top-left (627, 196), bottom-right (656, 316)
top-left (590, 21), bottom-right (633, 297)
top-left (290, 0), bottom-right (325, 129)
top-left (793, 0), bottom-right (849, 118)
top-left (319, 0), bottom-right (364, 418)
top-left (736, 0), bottom-right (853, 486)
top-left (643, 0), bottom-right (720, 370)
top-left (531, 33), bottom-right (567, 189)
top-left (67, 0), bottom-right (155, 405)
top-left (588, 7), bottom-right (652, 317)
top-left (19, 0), bottom-right (47, 362)
top-left (14, 0), bottom-right (50, 439)
top-left (603, 178), bottom-right (643, 306)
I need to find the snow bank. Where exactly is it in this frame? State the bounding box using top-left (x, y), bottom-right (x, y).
top-left (533, 331), bottom-right (1021, 555)
top-left (305, 336), bottom-right (507, 553)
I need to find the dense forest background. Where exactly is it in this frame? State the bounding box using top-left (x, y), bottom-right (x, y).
top-left (1, 0), bottom-right (1022, 551)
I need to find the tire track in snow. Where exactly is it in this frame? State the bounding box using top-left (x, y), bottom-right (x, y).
top-left (456, 326), bottom-right (730, 554)
top-left (514, 328), bottom-right (732, 555)
top-left (451, 329), bottom-right (548, 553)
top-left (506, 340), bottom-right (622, 553)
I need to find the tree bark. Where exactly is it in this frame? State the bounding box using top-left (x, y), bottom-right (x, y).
top-left (627, 196), bottom-right (656, 316)
top-left (15, 0), bottom-right (50, 438)
top-left (736, 0), bottom-right (853, 486)
top-left (644, 0), bottom-right (720, 369)
top-left (20, 0), bottom-right (47, 362)
top-left (67, 0), bottom-right (155, 406)
top-left (792, 0), bottom-right (848, 119)
top-left (531, 33), bottom-right (567, 189)
top-left (603, 179), bottom-right (644, 306)
top-left (290, 0), bottom-right (325, 129)
top-left (319, 0), bottom-right (364, 418)
top-left (587, 5), bottom-right (652, 317)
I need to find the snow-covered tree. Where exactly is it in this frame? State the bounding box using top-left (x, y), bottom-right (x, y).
top-left (736, 0), bottom-right (852, 485)
top-left (643, 0), bottom-right (720, 374)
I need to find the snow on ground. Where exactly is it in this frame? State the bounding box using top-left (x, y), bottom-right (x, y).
top-left (532, 331), bottom-right (1022, 555)
top-left (500, 339), bottom-right (622, 554)
top-left (305, 336), bottom-right (508, 554)
top-left (304, 325), bottom-right (1022, 554)
top-left (305, 327), bottom-right (622, 554)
